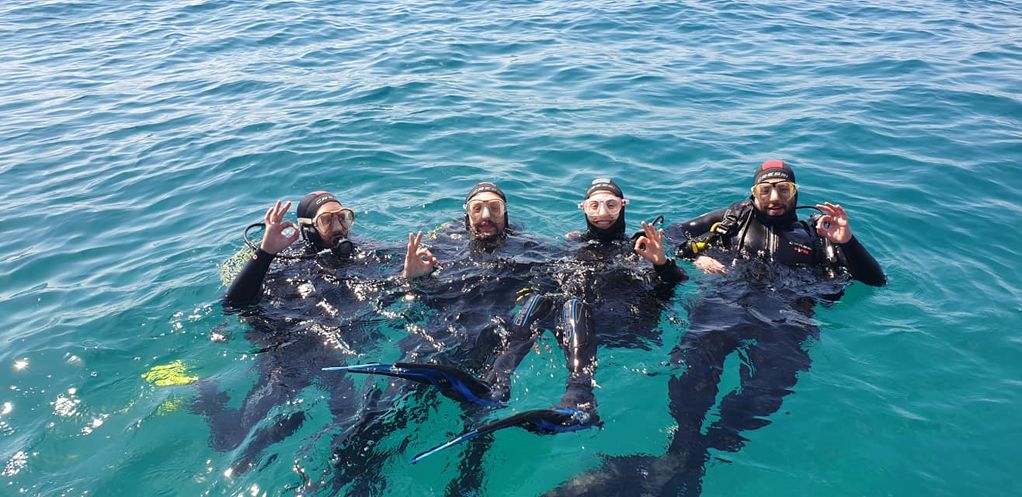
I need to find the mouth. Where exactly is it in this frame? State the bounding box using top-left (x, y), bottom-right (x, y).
top-left (590, 219), bottom-right (615, 229)
top-left (325, 231), bottom-right (348, 246)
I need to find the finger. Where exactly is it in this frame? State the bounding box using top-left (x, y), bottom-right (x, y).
top-left (634, 236), bottom-right (649, 253)
top-left (832, 204), bottom-right (848, 219)
top-left (276, 201), bottom-right (292, 222)
top-left (406, 232), bottom-right (416, 257)
top-left (264, 206), bottom-right (274, 225)
top-left (643, 221), bottom-right (656, 238)
top-left (655, 228), bottom-right (664, 243)
top-left (415, 231), bottom-right (424, 248)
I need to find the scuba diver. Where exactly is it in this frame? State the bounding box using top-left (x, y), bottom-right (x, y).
top-left (195, 191), bottom-right (400, 476)
top-left (331, 178), bottom-right (687, 477)
top-left (224, 191), bottom-right (359, 307)
top-left (544, 160), bottom-right (886, 497)
top-left (322, 182), bottom-right (578, 495)
top-left (672, 159), bottom-right (885, 286)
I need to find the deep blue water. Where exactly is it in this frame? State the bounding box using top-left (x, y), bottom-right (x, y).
top-left (1, 0), bottom-right (1021, 496)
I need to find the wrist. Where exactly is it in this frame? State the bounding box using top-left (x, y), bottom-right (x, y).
top-left (254, 248), bottom-right (275, 260)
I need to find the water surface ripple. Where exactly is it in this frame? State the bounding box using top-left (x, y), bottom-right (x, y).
top-left (1, 0), bottom-right (1020, 496)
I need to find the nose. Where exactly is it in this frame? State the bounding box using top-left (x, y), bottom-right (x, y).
top-left (480, 205), bottom-right (493, 219)
top-left (597, 203), bottom-right (610, 215)
top-left (768, 188), bottom-right (780, 202)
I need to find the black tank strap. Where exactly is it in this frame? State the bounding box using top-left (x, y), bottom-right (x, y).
top-left (714, 200), bottom-right (753, 238)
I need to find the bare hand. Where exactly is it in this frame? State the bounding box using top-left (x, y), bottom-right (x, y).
top-left (634, 221), bottom-right (668, 266)
top-left (693, 255), bottom-right (728, 274)
top-left (815, 202), bottom-right (853, 244)
top-left (402, 231), bottom-right (439, 279)
top-left (260, 200), bottom-right (299, 254)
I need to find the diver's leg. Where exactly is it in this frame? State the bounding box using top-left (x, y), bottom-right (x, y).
top-left (665, 321), bottom-right (743, 455)
top-left (192, 359), bottom-right (311, 453)
top-left (327, 381), bottom-right (437, 494)
top-left (443, 408), bottom-right (495, 497)
top-left (231, 410), bottom-right (307, 473)
top-left (555, 298), bottom-right (598, 413)
top-left (484, 293), bottom-right (553, 402)
top-left (704, 323), bottom-right (814, 452)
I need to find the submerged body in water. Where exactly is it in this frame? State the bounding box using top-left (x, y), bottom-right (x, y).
top-left (546, 260), bottom-right (850, 497)
top-left (329, 221), bottom-right (686, 495)
top-left (548, 163), bottom-right (885, 496)
top-left (195, 241), bottom-right (400, 476)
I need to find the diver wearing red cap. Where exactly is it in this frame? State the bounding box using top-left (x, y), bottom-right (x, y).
top-left (673, 160), bottom-right (885, 286)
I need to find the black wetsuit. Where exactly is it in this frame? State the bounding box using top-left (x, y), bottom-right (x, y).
top-left (670, 199), bottom-right (885, 286)
top-left (486, 231), bottom-right (687, 412)
top-left (327, 224), bottom-right (570, 495)
top-left (545, 203), bottom-right (884, 497)
top-left (329, 224), bottom-right (688, 496)
top-left (197, 241), bottom-right (400, 476)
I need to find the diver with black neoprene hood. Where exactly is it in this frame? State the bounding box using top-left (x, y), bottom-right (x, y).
top-left (672, 160), bottom-right (886, 286)
top-left (225, 191), bottom-right (359, 307)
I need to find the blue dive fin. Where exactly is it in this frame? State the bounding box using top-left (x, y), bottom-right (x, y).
top-left (410, 408), bottom-right (600, 464)
top-left (322, 362), bottom-right (501, 408)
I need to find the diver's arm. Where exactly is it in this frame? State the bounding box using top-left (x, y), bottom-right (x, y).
top-left (224, 249), bottom-right (274, 307)
top-left (224, 201), bottom-right (299, 307)
top-left (836, 236), bottom-right (886, 287)
top-left (814, 202), bottom-right (885, 286)
top-left (635, 221), bottom-right (688, 284)
top-left (402, 231), bottom-right (440, 279)
top-left (653, 259), bottom-right (687, 283)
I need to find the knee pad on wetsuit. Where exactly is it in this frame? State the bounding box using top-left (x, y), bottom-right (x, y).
top-left (511, 293), bottom-right (553, 329)
top-left (560, 298), bottom-right (593, 351)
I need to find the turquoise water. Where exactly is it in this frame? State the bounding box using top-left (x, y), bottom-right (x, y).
top-left (2, 0), bottom-right (1021, 495)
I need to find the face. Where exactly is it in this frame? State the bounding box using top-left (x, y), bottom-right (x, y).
top-left (313, 202), bottom-right (354, 247)
top-left (466, 191), bottom-right (506, 240)
top-left (581, 192), bottom-right (624, 229)
top-left (752, 180), bottom-right (797, 217)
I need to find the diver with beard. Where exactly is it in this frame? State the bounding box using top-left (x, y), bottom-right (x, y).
top-left (332, 178), bottom-right (687, 473)
top-left (224, 191), bottom-right (358, 307)
top-left (196, 191), bottom-right (398, 476)
top-left (545, 160), bottom-right (885, 497)
top-left (673, 159), bottom-right (885, 286)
